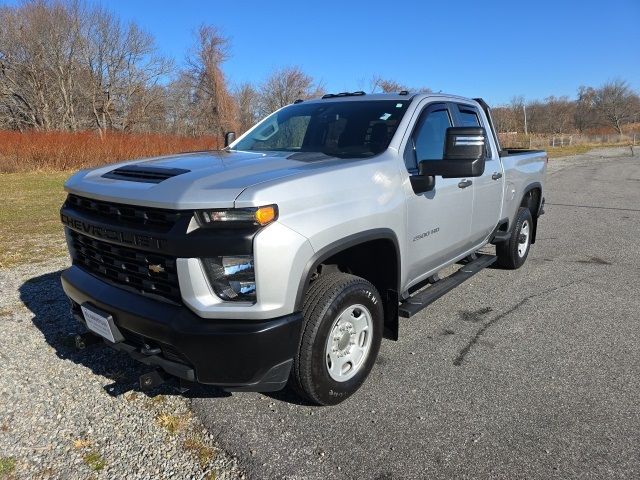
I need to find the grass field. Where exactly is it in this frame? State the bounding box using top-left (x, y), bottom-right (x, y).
top-left (0, 172), bottom-right (69, 267)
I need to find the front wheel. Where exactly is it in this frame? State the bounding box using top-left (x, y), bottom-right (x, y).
top-left (290, 273), bottom-right (383, 405)
top-left (496, 207), bottom-right (533, 269)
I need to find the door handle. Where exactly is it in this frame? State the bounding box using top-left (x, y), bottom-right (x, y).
top-left (458, 180), bottom-right (473, 189)
top-left (492, 172), bottom-right (503, 180)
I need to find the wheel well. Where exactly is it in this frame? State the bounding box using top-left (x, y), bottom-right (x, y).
top-left (520, 187), bottom-right (542, 243)
top-left (520, 187), bottom-right (541, 214)
top-left (312, 239), bottom-right (400, 340)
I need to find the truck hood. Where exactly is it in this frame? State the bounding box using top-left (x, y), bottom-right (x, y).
top-left (64, 150), bottom-right (334, 209)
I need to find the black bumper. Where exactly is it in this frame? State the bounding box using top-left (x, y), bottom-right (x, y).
top-left (61, 266), bottom-right (303, 392)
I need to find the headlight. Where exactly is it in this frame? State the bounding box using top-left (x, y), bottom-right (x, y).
top-left (201, 256), bottom-right (256, 302)
top-left (195, 205), bottom-right (277, 227)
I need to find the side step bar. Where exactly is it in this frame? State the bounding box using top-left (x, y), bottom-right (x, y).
top-left (398, 254), bottom-right (497, 318)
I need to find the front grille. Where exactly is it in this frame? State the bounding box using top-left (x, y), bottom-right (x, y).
top-left (65, 194), bottom-right (184, 231)
top-left (68, 230), bottom-right (181, 303)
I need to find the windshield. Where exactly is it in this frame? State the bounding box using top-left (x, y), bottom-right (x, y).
top-left (231, 100), bottom-right (410, 158)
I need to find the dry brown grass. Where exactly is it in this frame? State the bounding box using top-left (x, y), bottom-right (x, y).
top-left (0, 130), bottom-right (219, 173)
top-left (183, 437), bottom-right (216, 468)
top-left (155, 412), bottom-right (190, 435)
top-left (0, 172), bottom-right (68, 268)
top-left (545, 144), bottom-right (596, 158)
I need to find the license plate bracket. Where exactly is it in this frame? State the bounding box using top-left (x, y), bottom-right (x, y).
top-left (80, 303), bottom-right (124, 344)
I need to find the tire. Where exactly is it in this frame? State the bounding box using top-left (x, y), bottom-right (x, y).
top-left (290, 273), bottom-right (383, 405)
top-left (496, 207), bottom-right (533, 269)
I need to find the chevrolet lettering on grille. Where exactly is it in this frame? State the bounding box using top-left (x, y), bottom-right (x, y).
top-left (60, 213), bottom-right (167, 250)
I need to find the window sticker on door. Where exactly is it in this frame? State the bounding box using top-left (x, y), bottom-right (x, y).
top-left (396, 103), bottom-right (404, 108)
top-left (379, 113), bottom-right (392, 120)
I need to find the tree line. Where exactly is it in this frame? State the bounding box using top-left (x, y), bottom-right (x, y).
top-left (1, 1), bottom-right (638, 139)
top-left (0, 0), bottom-right (324, 137)
top-left (492, 80), bottom-right (640, 136)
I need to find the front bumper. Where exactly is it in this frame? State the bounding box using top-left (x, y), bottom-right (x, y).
top-left (61, 266), bottom-right (303, 391)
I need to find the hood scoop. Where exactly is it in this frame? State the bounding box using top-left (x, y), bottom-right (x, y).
top-left (102, 165), bottom-right (190, 184)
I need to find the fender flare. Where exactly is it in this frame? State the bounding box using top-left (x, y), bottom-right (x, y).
top-left (293, 228), bottom-right (401, 311)
top-left (520, 182), bottom-right (544, 216)
top-left (519, 182), bottom-right (543, 243)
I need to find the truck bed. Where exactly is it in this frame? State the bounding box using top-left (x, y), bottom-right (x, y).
top-left (500, 148), bottom-right (546, 157)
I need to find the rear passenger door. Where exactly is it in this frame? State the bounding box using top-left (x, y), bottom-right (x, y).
top-left (452, 103), bottom-right (504, 245)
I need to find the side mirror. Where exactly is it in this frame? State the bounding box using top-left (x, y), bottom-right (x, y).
top-left (418, 127), bottom-right (487, 178)
top-left (224, 131), bottom-right (236, 147)
top-left (410, 174), bottom-right (435, 194)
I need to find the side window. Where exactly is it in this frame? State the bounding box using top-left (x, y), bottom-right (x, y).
top-left (458, 109), bottom-right (480, 127)
top-left (455, 104), bottom-right (491, 157)
top-left (404, 107), bottom-right (452, 171)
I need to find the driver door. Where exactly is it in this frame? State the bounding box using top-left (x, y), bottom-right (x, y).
top-left (403, 102), bottom-right (474, 286)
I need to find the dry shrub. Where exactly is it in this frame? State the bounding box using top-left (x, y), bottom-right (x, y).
top-left (0, 130), bottom-right (220, 172)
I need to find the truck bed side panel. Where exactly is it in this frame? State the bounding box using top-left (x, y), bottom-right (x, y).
top-left (501, 151), bottom-right (547, 225)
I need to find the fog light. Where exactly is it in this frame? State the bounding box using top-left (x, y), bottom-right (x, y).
top-left (201, 256), bottom-right (256, 302)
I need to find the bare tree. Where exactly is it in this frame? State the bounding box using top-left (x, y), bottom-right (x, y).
top-left (574, 86), bottom-right (597, 133)
top-left (184, 25), bottom-right (237, 138)
top-left (234, 82), bottom-right (260, 133)
top-left (164, 72), bottom-right (199, 135)
top-left (537, 96), bottom-right (575, 134)
top-left (0, 0), bottom-right (85, 130)
top-left (492, 105), bottom-right (519, 133)
top-left (259, 66), bottom-right (323, 115)
top-left (0, 0), bottom-right (170, 134)
top-left (370, 75), bottom-right (431, 94)
top-left (81, 6), bottom-right (171, 136)
top-left (593, 79), bottom-right (639, 134)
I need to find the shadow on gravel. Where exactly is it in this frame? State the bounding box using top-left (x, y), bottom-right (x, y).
top-left (19, 270), bottom-right (230, 400)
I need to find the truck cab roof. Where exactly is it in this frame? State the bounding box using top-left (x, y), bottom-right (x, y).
top-left (301, 91), bottom-right (479, 105)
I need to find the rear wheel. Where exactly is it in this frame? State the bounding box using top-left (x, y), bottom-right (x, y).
top-left (290, 273), bottom-right (383, 405)
top-left (496, 207), bottom-right (533, 269)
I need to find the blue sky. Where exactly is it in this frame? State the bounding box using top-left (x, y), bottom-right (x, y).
top-left (5, 0), bottom-right (640, 105)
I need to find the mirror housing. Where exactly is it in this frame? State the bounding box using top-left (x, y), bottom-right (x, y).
top-left (224, 131), bottom-right (236, 147)
top-left (418, 127), bottom-right (487, 178)
top-left (410, 174), bottom-right (435, 194)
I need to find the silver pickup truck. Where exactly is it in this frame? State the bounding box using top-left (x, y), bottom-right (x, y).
top-left (60, 92), bottom-right (547, 405)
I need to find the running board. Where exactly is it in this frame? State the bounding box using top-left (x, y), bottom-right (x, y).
top-left (398, 254), bottom-right (497, 318)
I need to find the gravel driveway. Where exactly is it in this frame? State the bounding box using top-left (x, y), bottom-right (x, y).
top-left (0, 258), bottom-right (241, 479)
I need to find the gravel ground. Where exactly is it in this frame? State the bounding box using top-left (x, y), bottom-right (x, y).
top-left (0, 257), bottom-right (242, 479)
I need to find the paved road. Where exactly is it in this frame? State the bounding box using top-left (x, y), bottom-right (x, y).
top-left (194, 149), bottom-right (640, 479)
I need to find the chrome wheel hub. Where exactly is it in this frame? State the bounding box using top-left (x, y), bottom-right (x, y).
top-left (325, 304), bottom-right (373, 382)
top-left (517, 220), bottom-right (530, 258)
